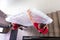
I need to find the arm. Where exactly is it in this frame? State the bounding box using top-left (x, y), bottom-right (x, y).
top-left (27, 9), bottom-right (48, 29)
top-left (27, 9), bottom-right (35, 23)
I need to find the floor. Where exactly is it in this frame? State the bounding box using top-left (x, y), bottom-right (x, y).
top-left (0, 31), bottom-right (11, 40)
top-left (17, 26), bottom-right (45, 40)
top-left (0, 26), bottom-right (44, 40)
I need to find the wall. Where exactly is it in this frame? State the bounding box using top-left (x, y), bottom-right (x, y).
top-left (40, 0), bottom-right (60, 13)
top-left (0, 0), bottom-right (60, 16)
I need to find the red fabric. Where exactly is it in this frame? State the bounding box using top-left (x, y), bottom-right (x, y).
top-left (33, 23), bottom-right (39, 29)
top-left (39, 27), bottom-right (48, 34)
top-left (42, 27), bottom-right (48, 34)
top-left (12, 23), bottom-right (19, 30)
top-left (33, 22), bottom-right (48, 34)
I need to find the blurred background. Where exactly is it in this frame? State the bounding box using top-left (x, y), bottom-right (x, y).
top-left (0, 0), bottom-right (60, 40)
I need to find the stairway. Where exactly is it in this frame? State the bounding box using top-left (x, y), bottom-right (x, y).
top-left (46, 11), bottom-right (60, 37)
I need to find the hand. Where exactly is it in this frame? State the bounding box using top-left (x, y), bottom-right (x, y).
top-left (44, 24), bottom-right (48, 29)
top-left (27, 9), bottom-right (31, 14)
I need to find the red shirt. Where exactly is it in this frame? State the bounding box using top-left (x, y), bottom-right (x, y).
top-left (12, 23), bottom-right (19, 30)
top-left (33, 22), bottom-right (48, 34)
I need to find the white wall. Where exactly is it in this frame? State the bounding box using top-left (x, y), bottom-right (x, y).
top-left (48, 0), bottom-right (60, 12)
top-left (39, 0), bottom-right (60, 13)
top-left (0, 0), bottom-right (60, 16)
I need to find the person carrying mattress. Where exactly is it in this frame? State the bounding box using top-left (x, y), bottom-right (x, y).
top-left (5, 8), bottom-right (53, 34)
